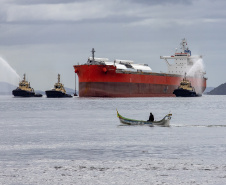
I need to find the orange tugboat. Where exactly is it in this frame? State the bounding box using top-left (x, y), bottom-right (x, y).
top-left (74, 39), bottom-right (207, 97)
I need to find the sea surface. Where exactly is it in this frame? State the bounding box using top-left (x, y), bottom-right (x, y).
top-left (0, 95), bottom-right (226, 185)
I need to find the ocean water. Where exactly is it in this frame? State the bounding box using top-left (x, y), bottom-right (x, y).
top-left (0, 95), bottom-right (226, 185)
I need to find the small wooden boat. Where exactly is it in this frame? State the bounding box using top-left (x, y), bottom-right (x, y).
top-left (117, 110), bottom-right (172, 127)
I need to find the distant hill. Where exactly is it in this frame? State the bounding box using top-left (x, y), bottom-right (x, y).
top-left (0, 82), bottom-right (16, 95)
top-left (208, 83), bottom-right (226, 95)
top-left (35, 90), bottom-right (45, 95)
top-left (65, 87), bottom-right (77, 95)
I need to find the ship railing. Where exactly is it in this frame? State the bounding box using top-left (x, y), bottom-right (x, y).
top-left (114, 59), bottom-right (134, 64)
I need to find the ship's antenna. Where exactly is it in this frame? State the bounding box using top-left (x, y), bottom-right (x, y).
top-left (91, 48), bottom-right (95, 62)
top-left (181, 38), bottom-right (187, 52)
top-left (58, 74), bottom-right (60, 83)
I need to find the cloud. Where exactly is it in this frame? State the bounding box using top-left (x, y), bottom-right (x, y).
top-left (7, 0), bottom-right (85, 5)
top-left (0, 0), bottom-right (196, 24)
top-left (4, 2), bottom-right (111, 22)
top-left (128, 0), bottom-right (193, 5)
top-left (1, 0), bottom-right (226, 47)
top-left (1, 0), bottom-right (226, 27)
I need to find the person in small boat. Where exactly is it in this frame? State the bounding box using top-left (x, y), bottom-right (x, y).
top-left (148, 112), bottom-right (154, 122)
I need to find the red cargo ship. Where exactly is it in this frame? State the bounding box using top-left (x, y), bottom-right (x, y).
top-left (74, 39), bottom-right (207, 97)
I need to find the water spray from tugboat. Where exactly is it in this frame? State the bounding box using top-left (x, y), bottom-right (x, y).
top-left (187, 57), bottom-right (205, 94)
top-left (187, 58), bottom-right (205, 77)
top-left (0, 56), bottom-right (20, 87)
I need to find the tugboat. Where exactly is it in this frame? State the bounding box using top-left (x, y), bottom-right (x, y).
top-left (173, 74), bottom-right (202, 97)
top-left (45, 74), bottom-right (72, 98)
top-left (12, 74), bottom-right (42, 97)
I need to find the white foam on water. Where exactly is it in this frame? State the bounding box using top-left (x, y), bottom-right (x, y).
top-left (0, 56), bottom-right (20, 86)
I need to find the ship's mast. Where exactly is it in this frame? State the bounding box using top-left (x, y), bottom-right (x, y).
top-left (91, 48), bottom-right (95, 62)
top-left (184, 72), bottom-right (187, 80)
top-left (180, 38), bottom-right (187, 52)
top-left (23, 73), bottom-right (26, 81)
top-left (58, 74), bottom-right (60, 83)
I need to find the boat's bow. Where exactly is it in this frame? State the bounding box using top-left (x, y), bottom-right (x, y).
top-left (153, 113), bottom-right (172, 127)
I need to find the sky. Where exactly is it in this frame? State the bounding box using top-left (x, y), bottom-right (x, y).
top-left (0, 0), bottom-right (226, 90)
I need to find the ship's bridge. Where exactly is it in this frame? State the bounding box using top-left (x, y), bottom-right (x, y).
top-left (160, 39), bottom-right (204, 76)
top-left (160, 54), bottom-right (202, 75)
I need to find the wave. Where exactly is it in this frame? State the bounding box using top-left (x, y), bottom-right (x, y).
top-left (172, 124), bottom-right (226, 127)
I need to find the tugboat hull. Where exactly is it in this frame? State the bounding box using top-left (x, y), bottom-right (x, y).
top-left (12, 89), bottom-right (35, 97)
top-left (12, 74), bottom-right (42, 97)
top-left (34, 93), bottom-right (43, 97)
top-left (12, 89), bottom-right (43, 97)
top-left (173, 89), bottom-right (201, 97)
top-left (45, 90), bottom-right (72, 98)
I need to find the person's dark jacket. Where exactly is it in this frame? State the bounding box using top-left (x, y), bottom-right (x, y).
top-left (148, 113), bottom-right (154, 122)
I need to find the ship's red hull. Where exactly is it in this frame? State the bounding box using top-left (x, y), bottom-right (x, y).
top-left (74, 65), bottom-right (207, 97)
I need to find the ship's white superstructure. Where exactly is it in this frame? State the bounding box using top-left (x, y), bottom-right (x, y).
top-left (160, 39), bottom-right (204, 76)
